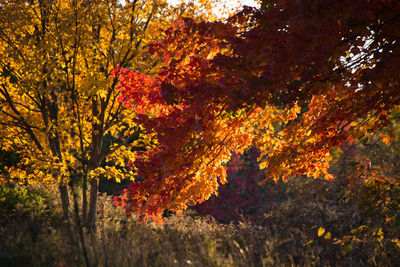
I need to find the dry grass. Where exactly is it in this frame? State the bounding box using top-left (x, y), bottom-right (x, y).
top-left (0, 179), bottom-right (399, 266)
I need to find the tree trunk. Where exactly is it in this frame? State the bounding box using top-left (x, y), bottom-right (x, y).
top-left (82, 173), bottom-right (88, 224)
top-left (87, 178), bottom-right (99, 232)
top-left (59, 184), bottom-right (70, 219)
top-left (87, 96), bottom-right (104, 233)
top-left (70, 180), bottom-right (91, 267)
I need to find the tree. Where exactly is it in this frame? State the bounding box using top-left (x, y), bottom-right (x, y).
top-left (114, 0), bottom-right (400, 220)
top-left (0, 0), bottom-right (214, 230)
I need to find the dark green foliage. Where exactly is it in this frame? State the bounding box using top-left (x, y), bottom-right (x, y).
top-left (0, 150), bottom-right (19, 182)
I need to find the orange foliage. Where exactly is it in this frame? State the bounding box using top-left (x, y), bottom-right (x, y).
top-left (114, 0), bottom-right (400, 219)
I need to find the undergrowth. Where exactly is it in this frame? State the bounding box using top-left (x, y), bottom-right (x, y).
top-left (0, 179), bottom-right (399, 266)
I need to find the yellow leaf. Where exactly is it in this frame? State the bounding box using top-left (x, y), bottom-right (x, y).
top-left (325, 232), bottom-right (331, 239)
top-left (318, 227), bottom-right (325, 237)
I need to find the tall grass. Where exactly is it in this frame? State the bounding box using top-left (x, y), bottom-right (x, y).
top-left (0, 179), bottom-right (399, 266)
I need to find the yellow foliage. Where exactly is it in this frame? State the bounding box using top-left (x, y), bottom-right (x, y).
top-left (0, 0), bottom-right (216, 186)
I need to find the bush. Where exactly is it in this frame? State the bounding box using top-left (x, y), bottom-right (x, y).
top-left (0, 185), bottom-right (47, 215)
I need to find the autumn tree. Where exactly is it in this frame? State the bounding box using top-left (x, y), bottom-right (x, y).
top-left (114, 0), bottom-right (400, 220)
top-left (0, 0), bottom-right (215, 230)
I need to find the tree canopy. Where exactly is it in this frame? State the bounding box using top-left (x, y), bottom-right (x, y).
top-left (114, 0), bottom-right (400, 221)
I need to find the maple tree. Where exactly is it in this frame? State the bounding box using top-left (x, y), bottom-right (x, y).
top-left (114, 0), bottom-right (400, 221)
top-left (0, 0), bottom-right (216, 229)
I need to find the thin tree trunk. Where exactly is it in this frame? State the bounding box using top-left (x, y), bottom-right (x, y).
top-left (82, 173), bottom-right (88, 224)
top-left (71, 180), bottom-right (91, 267)
top-left (87, 96), bottom-right (103, 233)
top-left (87, 178), bottom-right (99, 233)
top-left (59, 184), bottom-right (70, 219)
